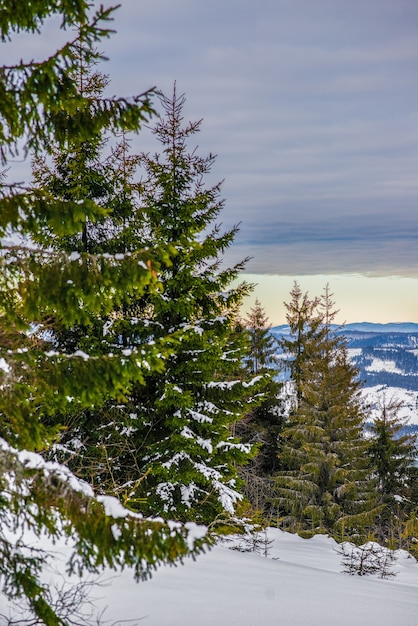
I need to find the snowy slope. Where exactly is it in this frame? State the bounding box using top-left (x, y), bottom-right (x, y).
top-left (7, 529), bottom-right (417, 626)
top-left (88, 530), bottom-right (418, 626)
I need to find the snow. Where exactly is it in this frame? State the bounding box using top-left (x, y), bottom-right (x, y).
top-left (361, 385), bottom-right (418, 424)
top-left (97, 530), bottom-right (418, 625)
top-left (207, 379), bottom-right (240, 390)
top-left (187, 408), bottom-right (214, 423)
top-left (183, 522), bottom-right (207, 549)
top-left (2, 442), bottom-right (95, 499)
top-left (347, 348), bottom-right (362, 358)
top-left (0, 358), bottom-right (10, 373)
top-left (96, 495), bottom-right (141, 520)
top-left (72, 349), bottom-right (90, 360)
top-left (4, 528), bottom-right (417, 625)
top-left (365, 358), bottom-right (403, 374)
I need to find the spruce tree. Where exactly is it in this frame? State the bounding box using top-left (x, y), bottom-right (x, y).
top-left (280, 281), bottom-right (322, 405)
top-left (114, 88), bottom-right (260, 524)
top-left (37, 85), bottom-right (259, 525)
top-left (244, 299), bottom-right (282, 473)
top-left (30, 62), bottom-right (164, 497)
top-left (368, 394), bottom-right (418, 545)
top-left (238, 300), bottom-right (283, 514)
top-left (245, 299), bottom-right (278, 376)
top-left (0, 4), bottom-right (205, 622)
top-left (276, 285), bottom-right (377, 538)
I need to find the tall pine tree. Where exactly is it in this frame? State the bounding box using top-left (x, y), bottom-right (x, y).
top-left (115, 88), bottom-right (261, 524)
top-left (238, 300), bottom-right (284, 515)
top-left (368, 394), bottom-right (418, 545)
top-left (276, 285), bottom-right (377, 538)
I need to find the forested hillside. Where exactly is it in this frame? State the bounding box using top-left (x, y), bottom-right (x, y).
top-left (273, 323), bottom-right (418, 391)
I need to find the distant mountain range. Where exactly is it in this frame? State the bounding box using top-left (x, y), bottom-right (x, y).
top-left (271, 322), bottom-right (418, 392)
top-left (272, 322), bottom-right (418, 335)
top-left (271, 322), bottom-right (418, 427)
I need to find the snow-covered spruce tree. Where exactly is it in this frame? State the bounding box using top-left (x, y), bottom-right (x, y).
top-left (0, 4), bottom-right (206, 623)
top-left (275, 285), bottom-right (378, 539)
top-left (238, 300), bottom-right (284, 515)
top-left (33, 85), bottom-right (259, 525)
top-left (367, 394), bottom-right (418, 546)
top-left (105, 88), bottom-right (261, 525)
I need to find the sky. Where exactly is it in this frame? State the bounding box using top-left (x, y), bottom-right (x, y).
top-left (4, 0), bottom-right (418, 324)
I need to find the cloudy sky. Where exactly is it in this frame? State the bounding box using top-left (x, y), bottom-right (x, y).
top-left (6, 0), bottom-right (418, 323)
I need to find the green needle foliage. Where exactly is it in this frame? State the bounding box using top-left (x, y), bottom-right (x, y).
top-left (238, 299), bottom-right (284, 516)
top-left (367, 395), bottom-right (418, 546)
top-left (243, 300), bottom-right (283, 473)
top-left (55, 87), bottom-right (260, 525)
top-left (121, 89), bottom-right (261, 525)
top-left (0, 3), bottom-right (207, 623)
top-left (102, 89), bottom-right (260, 525)
top-left (276, 284), bottom-right (378, 539)
top-left (32, 77), bottom-right (260, 525)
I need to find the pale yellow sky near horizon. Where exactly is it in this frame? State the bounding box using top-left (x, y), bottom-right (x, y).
top-left (239, 274), bottom-right (418, 326)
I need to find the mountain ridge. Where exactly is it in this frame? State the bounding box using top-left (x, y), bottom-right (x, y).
top-left (270, 322), bottom-right (418, 397)
top-left (272, 322), bottom-right (418, 334)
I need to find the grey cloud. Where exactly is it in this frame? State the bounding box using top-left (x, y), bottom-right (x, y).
top-left (5, 0), bottom-right (418, 281)
top-left (226, 238), bottom-right (418, 277)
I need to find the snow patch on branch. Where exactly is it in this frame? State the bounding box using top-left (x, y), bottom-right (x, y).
top-left (0, 358), bottom-right (10, 373)
top-left (0, 439), bottom-right (94, 499)
top-left (217, 440), bottom-right (252, 453)
top-left (97, 495), bottom-right (142, 520)
top-left (188, 409), bottom-right (213, 424)
top-left (184, 522), bottom-right (207, 549)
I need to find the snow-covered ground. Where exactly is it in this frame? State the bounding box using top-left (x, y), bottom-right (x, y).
top-left (99, 530), bottom-right (418, 626)
top-left (4, 529), bottom-right (418, 626)
top-left (365, 358), bottom-right (404, 375)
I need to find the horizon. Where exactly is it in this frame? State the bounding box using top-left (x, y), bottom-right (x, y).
top-left (270, 320), bottom-right (418, 329)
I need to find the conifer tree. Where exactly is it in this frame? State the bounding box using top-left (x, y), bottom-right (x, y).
top-left (276, 285), bottom-right (377, 538)
top-left (112, 88), bottom-right (260, 524)
top-left (368, 395), bottom-right (418, 545)
top-left (36, 85), bottom-right (260, 525)
top-left (245, 299), bottom-right (278, 376)
top-left (240, 300), bottom-right (283, 484)
top-left (30, 63), bottom-right (164, 499)
top-left (0, 4), bottom-right (205, 622)
top-left (280, 282), bottom-right (322, 405)
top-left (235, 300), bottom-right (284, 516)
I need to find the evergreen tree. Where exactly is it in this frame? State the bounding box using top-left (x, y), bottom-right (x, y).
top-left (0, 4), bottom-right (205, 623)
top-left (245, 299), bottom-right (277, 375)
top-left (280, 282), bottom-right (322, 405)
top-left (276, 285), bottom-right (377, 538)
top-left (244, 300), bottom-right (283, 473)
top-left (238, 300), bottom-right (283, 514)
top-left (31, 64), bottom-right (163, 499)
top-left (114, 88), bottom-right (260, 524)
top-left (38, 85), bottom-right (260, 525)
top-left (368, 394), bottom-right (418, 545)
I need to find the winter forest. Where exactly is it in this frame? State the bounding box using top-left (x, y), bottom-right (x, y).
top-left (0, 3), bottom-right (417, 624)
